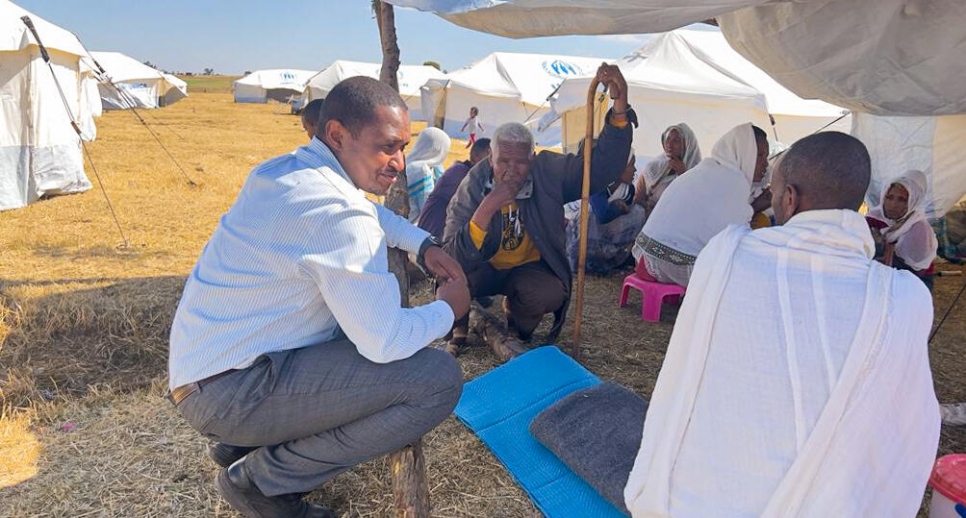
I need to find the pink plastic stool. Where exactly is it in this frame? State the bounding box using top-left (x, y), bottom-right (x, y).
top-left (619, 274), bottom-right (686, 322)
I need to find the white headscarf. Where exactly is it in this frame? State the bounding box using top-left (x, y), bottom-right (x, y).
top-left (405, 127), bottom-right (451, 222)
top-left (642, 123), bottom-right (702, 190)
top-left (867, 169), bottom-right (937, 270)
top-left (708, 123), bottom-right (759, 186)
top-left (637, 123), bottom-right (759, 257)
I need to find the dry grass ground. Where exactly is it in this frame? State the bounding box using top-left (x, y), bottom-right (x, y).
top-left (0, 91), bottom-right (964, 517)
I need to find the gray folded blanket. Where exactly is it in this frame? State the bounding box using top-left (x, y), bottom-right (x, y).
top-left (529, 381), bottom-right (648, 515)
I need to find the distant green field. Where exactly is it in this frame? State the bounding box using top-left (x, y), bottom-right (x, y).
top-left (178, 74), bottom-right (240, 94)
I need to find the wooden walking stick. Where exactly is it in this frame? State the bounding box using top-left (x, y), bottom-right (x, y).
top-left (572, 76), bottom-right (602, 361)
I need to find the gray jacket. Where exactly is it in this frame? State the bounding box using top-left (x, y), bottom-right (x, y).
top-left (443, 112), bottom-right (634, 340)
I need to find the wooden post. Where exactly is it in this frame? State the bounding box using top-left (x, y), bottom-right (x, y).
top-left (390, 440), bottom-right (430, 518)
top-left (374, 3), bottom-right (430, 515)
top-left (469, 301), bottom-right (527, 362)
top-left (382, 110), bottom-right (431, 518)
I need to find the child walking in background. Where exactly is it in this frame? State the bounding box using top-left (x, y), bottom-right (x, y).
top-left (461, 106), bottom-right (484, 148)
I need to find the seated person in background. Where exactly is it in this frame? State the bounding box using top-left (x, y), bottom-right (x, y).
top-left (625, 132), bottom-right (940, 518)
top-left (565, 149), bottom-right (646, 274)
top-left (417, 138), bottom-right (491, 240)
top-left (406, 127), bottom-right (451, 222)
top-left (300, 98), bottom-right (324, 140)
top-left (631, 124), bottom-right (768, 287)
top-left (866, 169), bottom-right (938, 290)
top-left (443, 64), bottom-right (635, 350)
top-left (633, 123), bottom-right (702, 215)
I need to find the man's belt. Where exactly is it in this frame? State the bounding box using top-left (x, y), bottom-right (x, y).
top-left (635, 233), bottom-right (697, 266)
top-left (167, 369), bottom-right (238, 406)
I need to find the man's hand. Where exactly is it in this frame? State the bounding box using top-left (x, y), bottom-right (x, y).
top-left (436, 277), bottom-right (470, 320)
top-left (596, 63), bottom-right (629, 113)
top-left (751, 189), bottom-right (772, 213)
top-left (472, 179), bottom-right (521, 228)
top-left (422, 246), bottom-right (465, 284)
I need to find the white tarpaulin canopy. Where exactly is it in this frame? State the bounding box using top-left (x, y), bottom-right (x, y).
top-left (301, 61), bottom-right (445, 121)
top-left (233, 69), bottom-right (316, 104)
top-left (89, 51), bottom-right (187, 109)
top-left (0, 0), bottom-right (96, 211)
top-left (422, 52), bottom-right (607, 146)
top-left (389, 0), bottom-right (966, 217)
top-left (387, 0), bottom-right (966, 117)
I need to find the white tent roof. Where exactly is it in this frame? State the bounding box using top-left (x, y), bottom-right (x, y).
top-left (548, 33), bottom-right (765, 118)
top-left (235, 69), bottom-right (316, 91)
top-left (89, 51), bottom-right (166, 82)
top-left (162, 73), bottom-right (187, 93)
top-left (435, 52), bottom-right (606, 107)
top-left (671, 30), bottom-right (846, 119)
top-left (544, 32), bottom-right (769, 157)
top-left (0, 0), bottom-right (87, 56)
top-left (303, 60), bottom-right (445, 100)
top-left (387, 0), bottom-right (966, 117)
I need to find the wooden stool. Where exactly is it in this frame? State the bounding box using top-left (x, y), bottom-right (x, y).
top-left (619, 274), bottom-right (685, 322)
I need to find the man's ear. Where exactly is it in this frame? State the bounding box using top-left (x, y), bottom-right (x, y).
top-left (784, 183), bottom-right (801, 221)
top-left (322, 120), bottom-right (347, 151)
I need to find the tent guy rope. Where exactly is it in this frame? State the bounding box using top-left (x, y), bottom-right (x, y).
top-left (82, 54), bottom-right (198, 186)
top-left (21, 15), bottom-right (130, 248)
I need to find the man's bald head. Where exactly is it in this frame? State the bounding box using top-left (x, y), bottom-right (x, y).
top-left (770, 132), bottom-right (871, 225)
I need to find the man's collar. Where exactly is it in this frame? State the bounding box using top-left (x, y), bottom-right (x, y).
top-left (296, 137), bottom-right (356, 188)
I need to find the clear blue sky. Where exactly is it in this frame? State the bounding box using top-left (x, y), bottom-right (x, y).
top-left (16, 0), bottom-right (657, 74)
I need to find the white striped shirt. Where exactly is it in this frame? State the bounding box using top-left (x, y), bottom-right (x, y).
top-left (168, 138), bottom-right (455, 390)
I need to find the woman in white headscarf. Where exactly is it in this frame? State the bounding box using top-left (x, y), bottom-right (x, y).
top-left (866, 170), bottom-right (937, 289)
top-left (633, 123), bottom-right (702, 216)
top-left (406, 127), bottom-right (451, 222)
top-left (632, 123), bottom-right (768, 287)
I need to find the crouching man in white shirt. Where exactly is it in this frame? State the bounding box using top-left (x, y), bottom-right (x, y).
top-left (168, 76), bottom-right (470, 518)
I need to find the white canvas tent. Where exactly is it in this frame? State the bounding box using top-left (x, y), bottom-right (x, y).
top-left (543, 31), bottom-right (771, 158)
top-left (545, 29), bottom-right (849, 157)
top-left (668, 29), bottom-right (850, 145)
top-left (233, 69), bottom-right (315, 104)
top-left (301, 61), bottom-right (445, 121)
top-left (421, 52), bottom-right (607, 146)
top-left (0, 0), bottom-right (97, 211)
top-left (161, 73), bottom-right (188, 106)
top-left (89, 51), bottom-right (187, 109)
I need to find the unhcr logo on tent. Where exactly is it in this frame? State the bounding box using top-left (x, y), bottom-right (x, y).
top-left (542, 60), bottom-right (582, 78)
top-left (279, 71), bottom-right (297, 85)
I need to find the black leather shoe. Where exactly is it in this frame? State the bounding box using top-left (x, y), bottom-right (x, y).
top-left (208, 442), bottom-right (257, 468)
top-left (216, 459), bottom-right (335, 518)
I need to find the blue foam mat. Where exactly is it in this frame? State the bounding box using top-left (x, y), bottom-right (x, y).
top-left (454, 346), bottom-right (626, 518)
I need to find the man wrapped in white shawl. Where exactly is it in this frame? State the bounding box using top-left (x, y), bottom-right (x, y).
top-left (866, 169), bottom-right (938, 288)
top-left (624, 132), bottom-right (940, 518)
top-left (406, 127), bottom-right (451, 222)
top-left (631, 123), bottom-right (768, 287)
